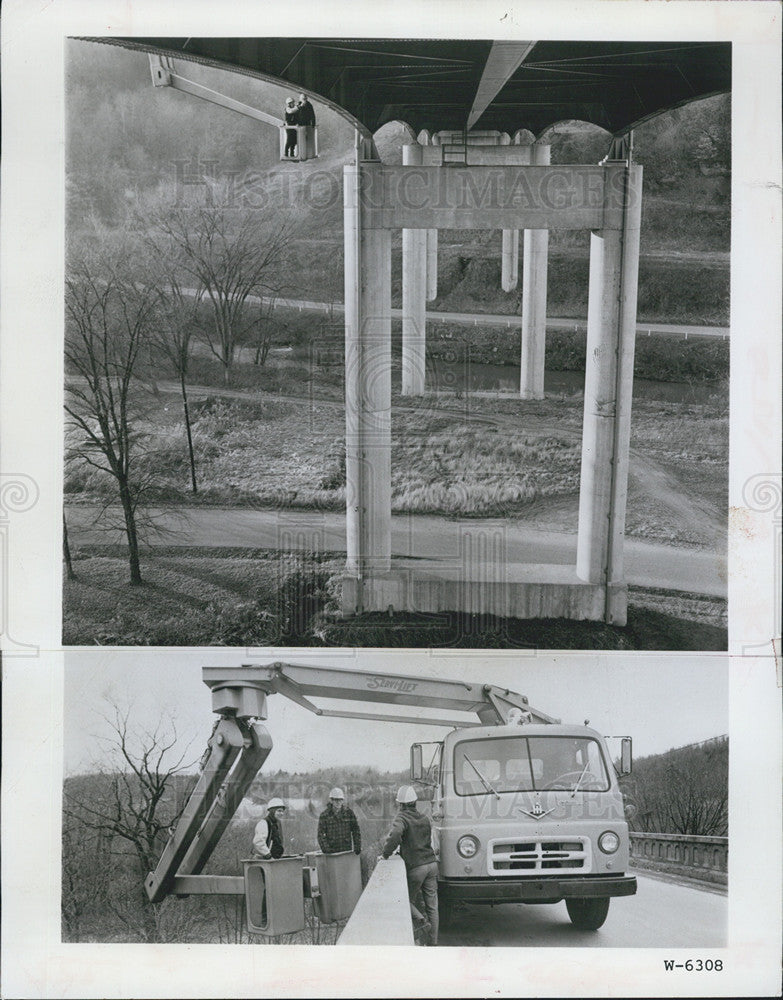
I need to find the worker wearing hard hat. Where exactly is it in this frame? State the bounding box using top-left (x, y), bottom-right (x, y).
top-left (252, 797), bottom-right (287, 859)
top-left (381, 786), bottom-right (438, 945)
top-left (317, 787), bottom-right (362, 855)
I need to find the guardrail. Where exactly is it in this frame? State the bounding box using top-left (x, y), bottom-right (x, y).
top-left (629, 832), bottom-right (727, 886)
top-left (337, 856), bottom-right (414, 945)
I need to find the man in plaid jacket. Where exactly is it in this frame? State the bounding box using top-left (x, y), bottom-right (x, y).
top-left (317, 787), bottom-right (362, 855)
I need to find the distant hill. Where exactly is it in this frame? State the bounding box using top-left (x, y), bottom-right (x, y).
top-left (622, 735), bottom-right (728, 836)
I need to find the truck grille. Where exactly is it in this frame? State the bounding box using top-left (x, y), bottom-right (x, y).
top-left (489, 838), bottom-right (591, 874)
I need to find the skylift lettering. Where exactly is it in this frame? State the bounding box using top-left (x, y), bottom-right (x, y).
top-left (365, 676), bottom-right (419, 693)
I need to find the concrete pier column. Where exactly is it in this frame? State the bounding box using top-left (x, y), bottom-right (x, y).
top-left (401, 142), bottom-right (427, 396)
top-left (605, 164), bottom-right (643, 615)
top-left (343, 163), bottom-right (393, 582)
top-left (426, 229), bottom-right (438, 301)
top-left (519, 142), bottom-right (550, 399)
top-left (576, 163), bottom-right (643, 618)
top-left (501, 228), bottom-right (519, 291)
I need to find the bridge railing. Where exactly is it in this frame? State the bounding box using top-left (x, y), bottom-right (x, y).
top-left (337, 856), bottom-right (414, 945)
top-left (629, 832), bottom-right (727, 886)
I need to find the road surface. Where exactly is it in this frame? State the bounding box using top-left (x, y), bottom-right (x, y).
top-left (275, 297), bottom-right (728, 340)
top-left (65, 505), bottom-right (727, 598)
top-left (438, 872), bottom-right (726, 948)
top-left (178, 287), bottom-right (729, 340)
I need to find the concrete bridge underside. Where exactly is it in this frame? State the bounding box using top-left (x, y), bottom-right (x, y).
top-left (95, 36), bottom-right (709, 627)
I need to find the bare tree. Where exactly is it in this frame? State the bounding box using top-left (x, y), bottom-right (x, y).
top-left (63, 511), bottom-right (77, 580)
top-left (149, 271), bottom-right (202, 493)
top-left (62, 703), bottom-right (198, 942)
top-left (147, 197), bottom-right (294, 384)
top-left (252, 295), bottom-right (281, 368)
top-left (61, 807), bottom-right (110, 940)
top-left (64, 252), bottom-right (160, 584)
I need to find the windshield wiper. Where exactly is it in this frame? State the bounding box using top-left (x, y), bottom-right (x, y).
top-left (463, 754), bottom-right (501, 799)
top-left (570, 760), bottom-right (592, 798)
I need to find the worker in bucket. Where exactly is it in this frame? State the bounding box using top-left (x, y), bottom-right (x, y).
top-left (297, 92), bottom-right (316, 127)
top-left (252, 797), bottom-right (287, 859)
top-left (317, 787), bottom-right (362, 855)
top-left (380, 785), bottom-right (438, 946)
top-left (283, 97), bottom-right (299, 158)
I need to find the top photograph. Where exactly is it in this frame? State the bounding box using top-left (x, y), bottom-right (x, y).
top-left (62, 37), bottom-right (731, 651)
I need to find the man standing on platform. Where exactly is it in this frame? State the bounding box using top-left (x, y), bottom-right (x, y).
top-left (297, 92), bottom-right (316, 127)
top-left (317, 787), bottom-right (362, 855)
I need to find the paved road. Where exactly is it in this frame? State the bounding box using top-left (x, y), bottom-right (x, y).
top-left (273, 296), bottom-right (728, 340)
top-left (438, 872), bottom-right (726, 948)
top-left (66, 506), bottom-right (727, 598)
top-left (178, 287), bottom-right (728, 340)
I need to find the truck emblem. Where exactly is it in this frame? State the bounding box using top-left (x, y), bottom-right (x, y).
top-left (516, 794), bottom-right (557, 821)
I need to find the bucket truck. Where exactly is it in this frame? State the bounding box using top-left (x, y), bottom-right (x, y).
top-left (144, 661), bottom-right (635, 933)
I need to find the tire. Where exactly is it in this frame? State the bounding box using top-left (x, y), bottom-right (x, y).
top-left (437, 891), bottom-right (468, 931)
top-left (438, 893), bottom-right (455, 930)
top-left (565, 897), bottom-right (610, 930)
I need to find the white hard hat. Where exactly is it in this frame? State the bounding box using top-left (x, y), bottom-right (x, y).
top-left (267, 797), bottom-right (286, 811)
top-left (329, 787), bottom-right (345, 800)
top-left (396, 785), bottom-right (417, 804)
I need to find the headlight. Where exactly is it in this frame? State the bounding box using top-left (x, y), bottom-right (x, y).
top-left (598, 830), bottom-right (620, 854)
top-left (457, 835), bottom-right (479, 859)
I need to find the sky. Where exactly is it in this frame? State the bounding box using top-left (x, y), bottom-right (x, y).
top-left (63, 647), bottom-right (728, 777)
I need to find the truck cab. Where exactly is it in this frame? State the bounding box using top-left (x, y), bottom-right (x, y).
top-left (413, 721), bottom-right (636, 929)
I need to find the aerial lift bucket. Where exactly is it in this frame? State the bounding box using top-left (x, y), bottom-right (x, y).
top-left (243, 856), bottom-right (306, 936)
top-left (279, 125), bottom-right (318, 161)
top-left (309, 851), bottom-right (363, 923)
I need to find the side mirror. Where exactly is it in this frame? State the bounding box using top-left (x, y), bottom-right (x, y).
top-left (620, 737), bottom-right (633, 775)
top-left (410, 744), bottom-right (423, 781)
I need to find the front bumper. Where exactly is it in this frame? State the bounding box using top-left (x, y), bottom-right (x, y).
top-left (439, 874), bottom-right (637, 905)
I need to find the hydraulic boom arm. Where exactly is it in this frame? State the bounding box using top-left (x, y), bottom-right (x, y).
top-left (149, 54), bottom-right (284, 128)
top-left (202, 661), bottom-right (559, 727)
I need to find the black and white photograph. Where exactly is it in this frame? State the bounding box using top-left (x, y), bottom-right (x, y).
top-left (60, 33), bottom-right (731, 651)
top-left (0, 1), bottom-right (781, 998)
top-left (62, 650), bottom-right (728, 949)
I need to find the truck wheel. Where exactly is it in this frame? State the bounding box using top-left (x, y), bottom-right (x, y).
top-left (565, 897), bottom-right (610, 930)
top-left (438, 895), bottom-right (455, 929)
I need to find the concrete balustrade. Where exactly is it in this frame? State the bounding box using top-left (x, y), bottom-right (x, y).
top-left (629, 833), bottom-right (728, 886)
top-left (337, 856), bottom-right (415, 945)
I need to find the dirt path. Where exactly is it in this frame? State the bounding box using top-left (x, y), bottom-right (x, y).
top-left (627, 449), bottom-right (724, 547)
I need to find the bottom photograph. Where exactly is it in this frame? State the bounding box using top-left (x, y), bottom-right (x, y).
top-left (62, 650), bottom-right (727, 948)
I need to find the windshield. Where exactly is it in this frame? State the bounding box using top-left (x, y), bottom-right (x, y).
top-left (453, 735), bottom-right (610, 795)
